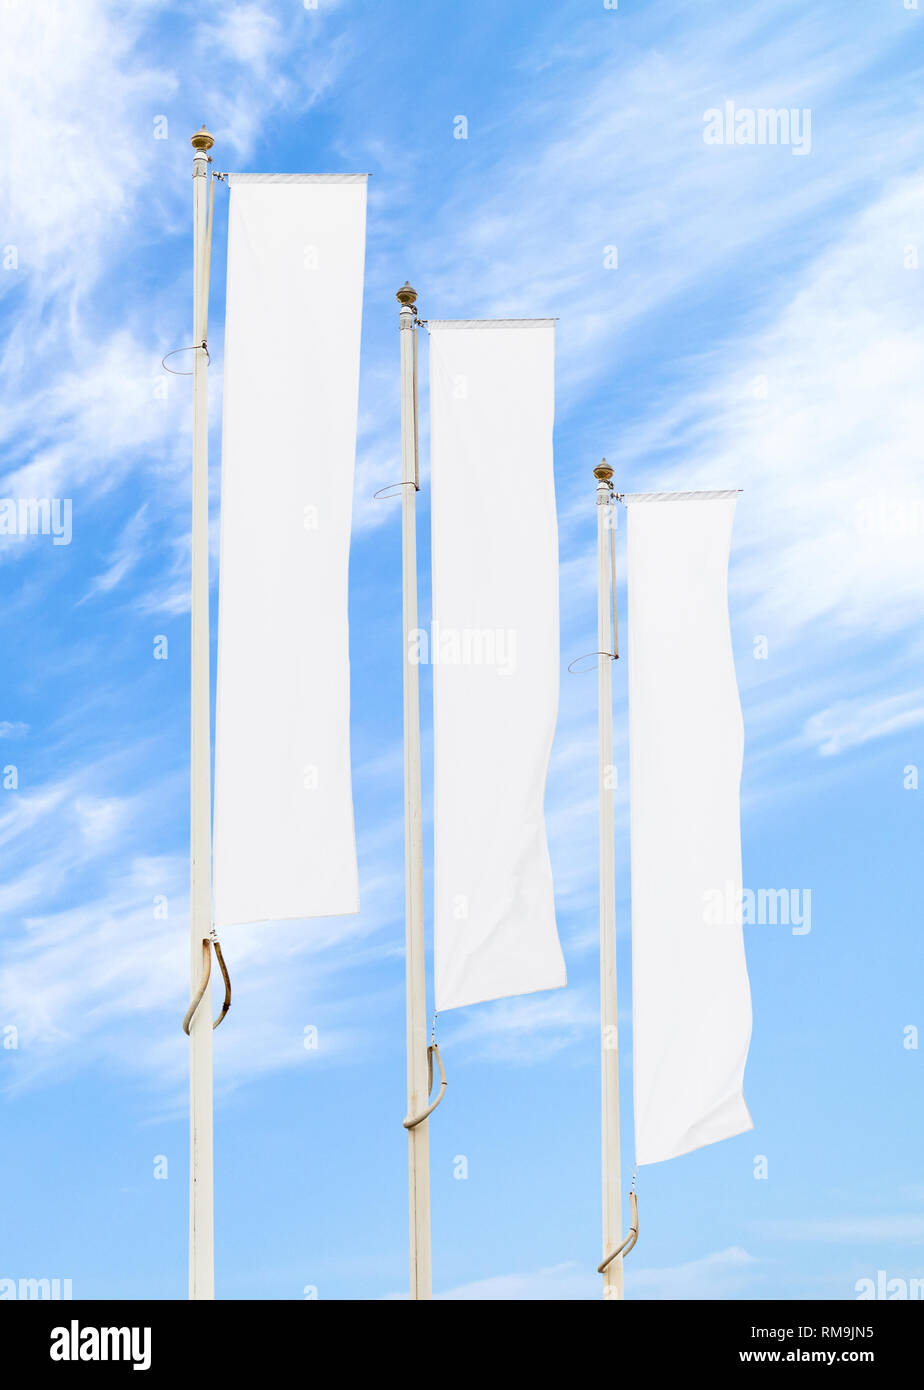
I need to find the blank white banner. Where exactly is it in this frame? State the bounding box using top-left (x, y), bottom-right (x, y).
top-left (626, 491), bottom-right (752, 1164)
top-left (429, 320), bottom-right (566, 1011)
top-left (213, 175), bottom-right (366, 928)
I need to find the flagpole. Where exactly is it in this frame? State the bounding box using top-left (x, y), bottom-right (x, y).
top-left (189, 125), bottom-right (215, 1301)
top-left (396, 282), bottom-right (433, 1300)
top-left (595, 459), bottom-right (624, 1301)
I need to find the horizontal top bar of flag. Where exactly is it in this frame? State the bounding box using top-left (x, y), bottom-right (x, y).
top-left (623, 489), bottom-right (742, 503)
top-left (227, 173), bottom-right (370, 184)
top-left (428, 318), bottom-right (557, 329)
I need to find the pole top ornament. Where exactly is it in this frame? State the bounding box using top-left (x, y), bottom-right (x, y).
top-left (191, 126), bottom-right (215, 152)
top-left (593, 458), bottom-right (614, 483)
top-left (396, 282), bottom-right (418, 307)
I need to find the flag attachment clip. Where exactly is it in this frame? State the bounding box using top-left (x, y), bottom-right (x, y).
top-left (597, 1181), bottom-right (638, 1272)
top-left (183, 933), bottom-right (232, 1035)
top-left (402, 1043), bottom-right (447, 1130)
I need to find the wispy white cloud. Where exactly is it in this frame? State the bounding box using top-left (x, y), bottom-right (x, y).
top-left (636, 179), bottom-right (924, 649)
top-left (196, 3), bottom-right (282, 78)
top-left (395, 2), bottom-right (921, 382)
top-left (0, 329), bottom-right (186, 562)
top-left (80, 504), bottom-right (149, 602)
top-left (0, 752), bottom-right (403, 1099)
top-left (0, 0), bottom-right (354, 604)
top-left (628, 1246), bottom-right (761, 1300)
top-left (0, 0), bottom-right (173, 304)
top-left (434, 1260), bottom-right (596, 1301)
top-left (804, 690), bottom-right (924, 757)
top-left (426, 1246), bottom-right (760, 1300)
top-left (757, 1215), bottom-right (924, 1244)
top-left (192, 2), bottom-right (351, 161)
top-left (441, 988), bottom-right (597, 1064)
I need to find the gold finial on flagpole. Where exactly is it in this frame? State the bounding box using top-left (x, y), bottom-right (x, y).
top-left (396, 281), bottom-right (418, 308)
top-left (191, 125), bottom-right (215, 153)
top-left (594, 458), bottom-right (614, 483)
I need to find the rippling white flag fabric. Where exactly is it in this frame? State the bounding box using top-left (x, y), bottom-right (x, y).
top-left (626, 491), bottom-right (752, 1164)
top-left (213, 175), bottom-right (366, 928)
top-left (429, 319), bottom-right (566, 1011)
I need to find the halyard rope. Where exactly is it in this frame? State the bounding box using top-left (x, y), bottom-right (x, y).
top-left (183, 934), bottom-right (232, 1035)
top-left (598, 1168), bottom-right (639, 1271)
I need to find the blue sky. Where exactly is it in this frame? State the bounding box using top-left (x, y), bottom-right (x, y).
top-left (1, 0), bottom-right (922, 1300)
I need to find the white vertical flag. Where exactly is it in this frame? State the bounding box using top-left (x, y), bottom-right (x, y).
top-left (429, 320), bottom-right (566, 1011)
top-left (213, 175), bottom-right (367, 928)
top-left (626, 491), bottom-right (753, 1165)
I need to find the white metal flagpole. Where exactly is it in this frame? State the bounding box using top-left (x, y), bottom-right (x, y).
top-left (396, 282), bottom-right (433, 1300)
top-left (594, 459), bottom-right (624, 1301)
top-left (189, 125), bottom-right (215, 1301)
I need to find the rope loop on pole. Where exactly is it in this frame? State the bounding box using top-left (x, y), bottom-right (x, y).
top-left (403, 1043), bottom-right (447, 1130)
top-left (162, 343), bottom-right (210, 375)
top-left (373, 480), bottom-right (419, 499)
top-left (567, 651), bottom-right (616, 673)
top-left (183, 935), bottom-right (232, 1035)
